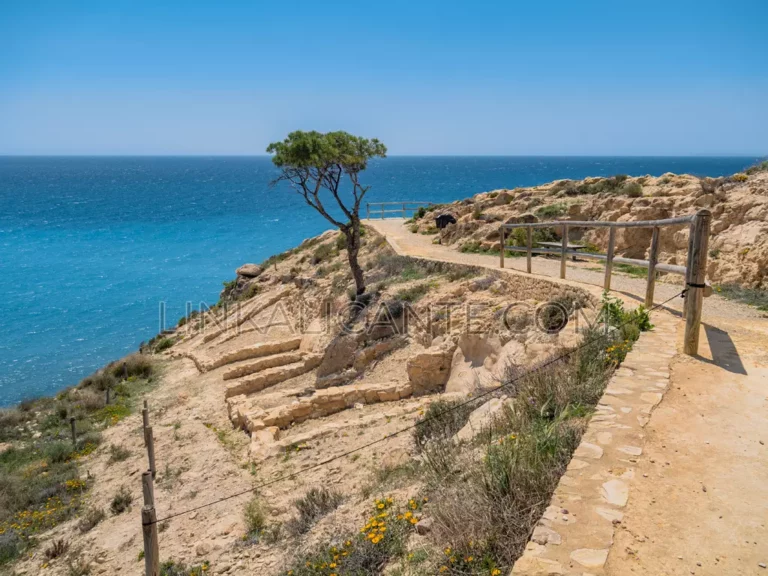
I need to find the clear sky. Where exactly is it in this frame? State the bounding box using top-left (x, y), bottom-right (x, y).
top-left (1, 0), bottom-right (766, 156)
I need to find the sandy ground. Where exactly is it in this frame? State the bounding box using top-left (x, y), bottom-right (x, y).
top-left (605, 317), bottom-right (768, 575)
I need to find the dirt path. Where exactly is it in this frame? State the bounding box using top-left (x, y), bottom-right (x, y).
top-left (606, 317), bottom-right (768, 575)
top-left (367, 218), bottom-right (768, 575)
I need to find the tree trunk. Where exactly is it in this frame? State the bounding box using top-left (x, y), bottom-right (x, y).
top-left (345, 219), bottom-right (365, 295)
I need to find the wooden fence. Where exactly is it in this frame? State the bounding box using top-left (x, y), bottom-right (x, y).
top-left (366, 201), bottom-right (434, 219)
top-left (498, 209), bottom-right (711, 356)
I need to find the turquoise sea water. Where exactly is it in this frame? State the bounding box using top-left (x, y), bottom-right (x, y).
top-left (0, 156), bottom-right (761, 406)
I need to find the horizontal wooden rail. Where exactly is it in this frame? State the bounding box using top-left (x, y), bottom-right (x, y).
top-left (500, 215), bottom-right (694, 230)
top-left (499, 210), bottom-right (711, 356)
top-left (503, 246), bottom-right (686, 275)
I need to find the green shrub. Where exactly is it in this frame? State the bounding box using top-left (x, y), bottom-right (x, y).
top-left (621, 181), bottom-right (643, 197)
top-left (311, 242), bottom-right (338, 264)
top-left (415, 206), bottom-right (427, 219)
top-left (0, 532), bottom-right (23, 566)
top-left (159, 559), bottom-right (211, 576)
top-left (535, 203), bottom-right (567, 219)
top-left (154, 337), bottom-right (175, 353)
top-left (45, 440), bottom-right (75, 464)
top-left (395, 283), bottom-right (431, 302)
top-left (243, 495), bottom-right (267, 535)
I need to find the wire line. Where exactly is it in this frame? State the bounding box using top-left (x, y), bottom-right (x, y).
top-left (149, 290), bottom-right (684, 525)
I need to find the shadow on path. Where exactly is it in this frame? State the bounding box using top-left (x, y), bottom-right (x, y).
top-left (700, 323), bottom-right (748, 375)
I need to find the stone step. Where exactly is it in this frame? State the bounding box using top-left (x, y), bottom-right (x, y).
top-left (204, 337), bottom-right (303, 372)
top-left (223, 353), bottom-right (322, 399)
top-left (222, 351), bottom-right (305, 381)
top-left (227, 379), bottom-right (415, 434)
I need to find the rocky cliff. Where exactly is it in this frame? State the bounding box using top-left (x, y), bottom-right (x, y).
top-left (408, 163), bottom-right (768, 288)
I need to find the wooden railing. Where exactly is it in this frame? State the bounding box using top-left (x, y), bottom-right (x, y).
top-left (366, 201), bottom-right (434, 219)
top-left (499, 209), bottom-right (712, 356)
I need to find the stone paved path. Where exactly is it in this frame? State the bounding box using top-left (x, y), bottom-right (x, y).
top-left (367, 218), bottom-right (768, 575)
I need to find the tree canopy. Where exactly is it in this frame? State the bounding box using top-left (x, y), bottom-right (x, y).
top-left (267, 130), bottom-right (386, 295)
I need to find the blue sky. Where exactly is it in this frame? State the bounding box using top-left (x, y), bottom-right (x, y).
top-left (1, 0), bottom-right (766, 155)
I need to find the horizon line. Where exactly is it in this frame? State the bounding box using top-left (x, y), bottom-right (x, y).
top-left (1, 153), bottom-right (766, 159)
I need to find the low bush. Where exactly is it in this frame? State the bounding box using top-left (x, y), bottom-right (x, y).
top-left (395, 283), bottom-right (431, 303)
top-left (77, 507), bottom-right (105, 533)
top-left (44, 538), bottom-right (69, 560)
top-left (45, 440), bottom-right (75, 464)
top-left (110, 486), bottom-right (133, 515)
top-left (311, 243), bottom-right (338, 265)
top-left (535, 203), bottom-right (567, 219)
top-left (243, 495), bottom-right (267, 535)
top-left (621, 181), bottom-right (643, 197)
top-left (159, 560), bottom-right (210, 576)
top-left (283, 498), bottom-right (420, 576)
top-left (286, 487), bottom-right (344, 536)
top-left (108, 444), bottom-right (131, 463)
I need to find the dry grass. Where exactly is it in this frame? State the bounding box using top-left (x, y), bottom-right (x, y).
top-left (410, 293), bottom-right (652, 573)
top-left (285, 487), bottom-right (344, 536)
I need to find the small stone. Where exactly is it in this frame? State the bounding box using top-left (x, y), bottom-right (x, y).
top-left (759, 562), bottom-right (766, 569)
top-left (570, 548), bottom-right (609, 569)
top-left (601, 479), bottom-right (629, 507)
top-left (196, 542), bottom-right (211, 557)
top-left (415, 517), bottom-right (434, 535)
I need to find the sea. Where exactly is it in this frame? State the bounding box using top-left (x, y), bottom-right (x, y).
top-left (0, 156), bottom-right (761, 406)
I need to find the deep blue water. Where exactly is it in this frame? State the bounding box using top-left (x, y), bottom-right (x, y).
top-left (0, 155), bottom-right (761, 406)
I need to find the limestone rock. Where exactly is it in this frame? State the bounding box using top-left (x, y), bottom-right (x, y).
top-left (454, 397), bottom-right (512, 443)
top-left (316, 335), bottom-right (359, 378)
top-left (406, 341), bottom-right (456, 394)
top-left (236, 264), bottom-right (262, 278)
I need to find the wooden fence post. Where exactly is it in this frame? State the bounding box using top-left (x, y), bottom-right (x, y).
top-left (683, 210), bottom-right (711, 356)
top-left (142, 402), bottom-right (149, 445)
top-left (145, 426), bottom-right (156, 479)
top-left (526, 227), bottom-right (532, 274)
top-left (682, 218), bottom-right (696, 320)
top-left (402, 203), bottom-right (406, 218)
top-left (381, 205), bottom-right (384, 219)
top-left (645, 226), bottom-right (660, 307)
top-left (604, 227), bottom-right (616, 291)
top-left (560, 225), bottom-right (568, 279)
top-left (70, 417), bottom-right (77, 446)
top-left (141, 471), bottom-right (160, 576)
top-left (366, 203), bottom-right (370, 220)
top-left (499, 227), bottom-right (505, 269)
